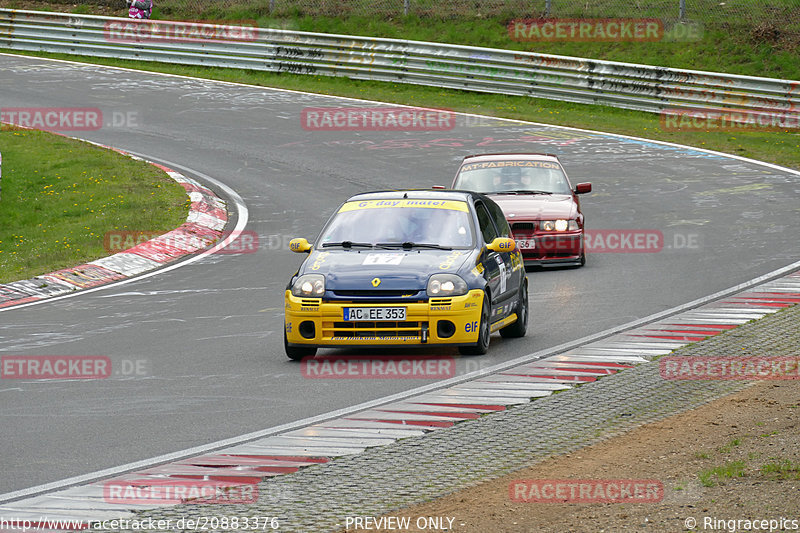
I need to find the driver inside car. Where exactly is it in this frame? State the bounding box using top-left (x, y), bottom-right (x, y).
top-left (493, 166), bottom-right (530, 192)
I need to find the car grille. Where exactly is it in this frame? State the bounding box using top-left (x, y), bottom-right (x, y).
top-left (333, 290), bottom-right (422, 298)
top-left (511, 222), bottom-right (535, 231)
top-left (324, 321), bottom-right (426, 338)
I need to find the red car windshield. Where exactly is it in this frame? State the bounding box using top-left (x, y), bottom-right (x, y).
top-left (455, 160), bottom-right (571, 195)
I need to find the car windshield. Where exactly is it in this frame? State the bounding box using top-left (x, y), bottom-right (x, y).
top-left (454, 160), bottom-right (572, 195)
top-left (319, 200), bottom-right (474, 248)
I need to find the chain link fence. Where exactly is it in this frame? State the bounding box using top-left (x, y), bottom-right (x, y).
top-left (147, 0), bottom-right (799, 24)
top-left (6, 0), bottom-right (800, 27)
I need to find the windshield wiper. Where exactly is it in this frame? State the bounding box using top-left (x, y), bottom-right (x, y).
top-left (494, 189), bottom-right (553, 195)
top-left (376, 242), bottom-right (453, 250)
top-left (321, 241), bottom-right (374, 249)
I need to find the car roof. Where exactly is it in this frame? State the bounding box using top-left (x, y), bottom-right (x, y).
top-left (460, 152), bottom-right (561, 163)
top-left (346, 189), bottom-right (485, 203)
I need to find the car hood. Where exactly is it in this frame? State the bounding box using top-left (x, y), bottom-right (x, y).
top-left (300, 248), bottom-right (472, 291)
top-left (488, 193), bottom-right (577, 220)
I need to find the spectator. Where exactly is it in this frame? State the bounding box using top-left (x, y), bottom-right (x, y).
top-left (126, 0), bottom-right (153, 19)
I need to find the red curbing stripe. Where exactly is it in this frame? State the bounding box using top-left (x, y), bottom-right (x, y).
top-left (524, 366), bottom-right (620, 375)
top-left (138, 465), bottom-right (273, 480)
top-left (645, 329), bottom-right (724, 335)
top-left (719, 300), bottom-right (792, 308)
top-left (231, 455), bottom-right (329, 464)
top-left (174, 464), bottom-right (298, 475)
top-left (344, 418), bottom-right (455, 428)
top-left (149, 162), bottom-right (174, 173)
top-left (377, 410), bottom-right (480, 419)
top-left (501, 373), bottom-right (596, 382)
top-left (0, 295), bottom-right (41, 308)
top-left (729, 294), bottom-right (800, 301)
top-left (190, 201), bottom-right (227, 220)
top-left (631, 334), bottom-right (710, 341)
top-left (43, 264), bottom-right (125, 289)
top-left (551, 361), bottom-right (634, 369)
top-left (177, 455), bottom-right (312, 467)
top-left (665, 323), bottom-right (738, 329)
top-left (416, 402), bottom-right (506, 411)
top-left (149, 473), bottom-right (278, 482)
top-left (180, 181), bottom-right (215, 196)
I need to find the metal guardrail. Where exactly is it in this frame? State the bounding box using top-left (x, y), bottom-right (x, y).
top-left (1, 9), bottom-right (798, 124)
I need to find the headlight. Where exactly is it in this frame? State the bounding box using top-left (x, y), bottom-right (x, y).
top-left (291, 274), bottom-right (325, 297)
top-left (427, 274), bottom-right (468, 297)
top-left (541, 219), bottom-right (579, 231)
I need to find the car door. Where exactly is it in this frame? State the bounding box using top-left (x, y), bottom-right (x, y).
top-left (474, 200), bottom-right (507, 319)
top-left (485, 197), bottom-right (523, 302)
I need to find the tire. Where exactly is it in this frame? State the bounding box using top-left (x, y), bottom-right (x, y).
top-left (284, 329), bottom-right (316, 361)
top-left (578, 236), bottom-right (586, 267)
top-left (459, 292), bottom-right (491, 356)
top-left (500, 280), bottom-right (528, 338)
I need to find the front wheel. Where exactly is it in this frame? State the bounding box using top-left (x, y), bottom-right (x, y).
top-left (500, 280), bottom-right (528, 338)
top-left (284, 329), bottom-right (316, 361)
top-left (459, 292), bottom-right (491, 356)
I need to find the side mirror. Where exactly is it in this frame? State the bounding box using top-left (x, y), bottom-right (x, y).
top-left (289, 238), bottom-right (313, 253)
top-left (574, 182), bottom-right (592, 194)
top-left (487, 237), bottom-right (516, 253)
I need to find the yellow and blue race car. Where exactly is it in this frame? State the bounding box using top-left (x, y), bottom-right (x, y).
top-left (284, 190), bottom-right (528, 360)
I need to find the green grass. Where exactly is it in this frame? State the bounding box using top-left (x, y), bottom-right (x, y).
top-left (698, 460), bottom-right (747, 487)
top-left (761, 459), bottom-right (800, 480)
top-left (0, 126), bottom-right (189, 283)
top-left (717, 438), bottom-right (742, 454)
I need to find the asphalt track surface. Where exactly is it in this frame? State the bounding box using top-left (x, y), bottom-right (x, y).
top-left (1, 54), bottom-right (799, 495)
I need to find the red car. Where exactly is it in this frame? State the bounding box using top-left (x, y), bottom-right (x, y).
top-left (452, 153), bottom-right (591, 267)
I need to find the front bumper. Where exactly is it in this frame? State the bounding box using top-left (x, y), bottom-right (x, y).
top-left (514, 231), bottom-right (583, 266)
top-left (285, 289), bottom-right (485, 348)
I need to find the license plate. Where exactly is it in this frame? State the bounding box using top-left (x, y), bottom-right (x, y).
top-left (516, 238), bottom-right (535, 249)
top-left (343, 307), bottom-right (406, 321)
